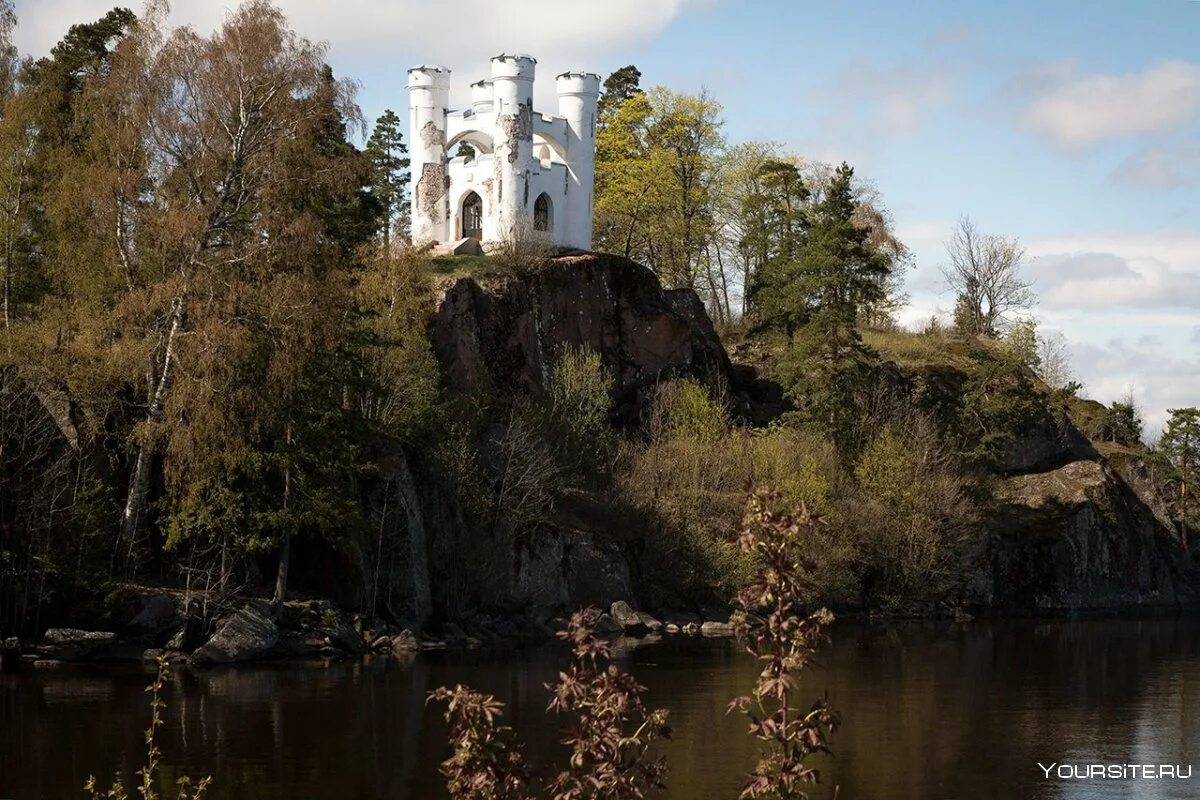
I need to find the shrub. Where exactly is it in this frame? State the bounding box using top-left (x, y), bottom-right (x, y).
top-left (649, 379), bottom-right (729, 444)
top-left (429, 608), bottom-right (670, 800)
top-left (427, 685), bottom-right (533, 800)
top-left (487, 220), bottom-right (555, 274)
top-left (729, 490), bottom-right (839, 798)
top-left (549, 346), bottom-right (616, 471)
top-left (620, 425), bottom-right (854, 606)
top-left (852, 422), bottom-right (974, 610)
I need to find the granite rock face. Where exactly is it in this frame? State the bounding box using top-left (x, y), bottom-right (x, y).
top-left (430, 253), bottom-right (732, 419)
top-left (968, 459), bottom-right (1198, 611)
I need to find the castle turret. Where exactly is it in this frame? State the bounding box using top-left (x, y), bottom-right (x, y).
top-left (556, 70), bottom-right (600, 250)
top-left (489, 54), bottom-right (536, 241)
top-left (408, 64), bottom-right (451, 244)
top-left (470, 79), bottom-right (494, 115)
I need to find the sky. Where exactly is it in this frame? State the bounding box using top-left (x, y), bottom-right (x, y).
top-left (11, 0), bottom-right (1200, 437)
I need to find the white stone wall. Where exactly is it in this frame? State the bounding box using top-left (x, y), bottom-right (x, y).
top-left (408, 54), bottom-right (599, 251)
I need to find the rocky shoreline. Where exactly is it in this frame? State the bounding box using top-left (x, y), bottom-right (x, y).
top-left (1, 595), bottom-right (739, 670)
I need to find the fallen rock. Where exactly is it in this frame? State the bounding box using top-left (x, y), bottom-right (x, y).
top-left (682, 622), bottom-right (701, 636)
top-left (593, 613), bottom-right (623, 637)
top-left (700, 621), bottom-right (735, 637)
top-left (40, 628), bottom-right (117, 661)
top-left (610, 601), bottom-right (648, 635)
top-left (636, 612), bottom-right (663, 633)
top-left (391, 630), bottom-right (419, 652)
top-left (190, 601), bottom-right (279, 664)
top-left (127, 595), bottom-right (182, 638)
top-left (320, 614), bottom-right (365, 653)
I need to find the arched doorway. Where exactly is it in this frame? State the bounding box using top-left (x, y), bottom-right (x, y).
top-left (533, 193), bottom-right (551, 233)
top-left (461, 191), bottom-right (483, 240)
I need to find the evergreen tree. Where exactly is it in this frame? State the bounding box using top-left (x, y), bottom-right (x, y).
top-left (365, 108), bottom-right (410, 253)
top-left (782, 162), bottom-right (890, 445)
top-left (1160, 407), bottom-right (1200, 534)
top-left (597, 64), bottom-right (641, 123)
top-left (743, 158), bottom-right (809, 336)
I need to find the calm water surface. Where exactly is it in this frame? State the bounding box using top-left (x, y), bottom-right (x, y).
top-left (3, 618), bottom-right (1200, 799)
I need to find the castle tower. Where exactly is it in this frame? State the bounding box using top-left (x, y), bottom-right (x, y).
top-left (408, 53), bottom-right (596, 253)
top-left (407, 64), bottom-right (451, 244)
top-left (489, 54), bottom-right (536, 242)
top-left (556, 71), bottom-right (601, 250)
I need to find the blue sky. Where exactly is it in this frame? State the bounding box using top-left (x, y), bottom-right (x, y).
top-left (13, 0), bottom-right (1200, 436)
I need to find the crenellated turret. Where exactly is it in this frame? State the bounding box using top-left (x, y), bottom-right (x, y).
top-left (408, 53), bottom-right (595, 253)
top-left (489, 54), bottom-right (537, 241)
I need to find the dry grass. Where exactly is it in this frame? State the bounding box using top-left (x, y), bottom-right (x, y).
top-left (861, 328), bottom-right (993, 371)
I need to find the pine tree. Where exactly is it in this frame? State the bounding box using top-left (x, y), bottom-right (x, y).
top-left (743, 158), bottom-right (810, 336)
top-left (597, 64), bottom-right (641, 124)
top-left (1160, 407), bottom-right (1200, 535)
top-left (783, 162), bottom-right (890, 445)
top-left (365, 109), bottom-right (410, 254)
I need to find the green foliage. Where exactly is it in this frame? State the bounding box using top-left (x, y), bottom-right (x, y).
top-left (593, 86), bottom-right (724, 288)
top-left (1160, 407), bottom-right (1200, 530)
top-left (1004, 318), bottom-right (1040, 370)
top-left (621, 423), bottom-right (857, 607)
top-left (853, 425), bottom-right (973, 608)
top-left (1098, 397), bottom-right (1144, 447)
top-left (597, 64), bottom-right (642, 123)
top-left (651, 378), bottom-right (728, 444)
top-left (776, 163), bottom-right (892, 447)
top-left (365, 108), bottom-right (410, 249)
top-left (957, 351), bottom-right (1048, 466)
top-left (548, 345), bottom-right (615, 471)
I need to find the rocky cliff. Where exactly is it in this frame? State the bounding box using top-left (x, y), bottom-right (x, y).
top-left (430, 252), bottom-right (732, 419)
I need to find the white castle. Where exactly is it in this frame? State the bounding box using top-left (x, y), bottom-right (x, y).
top-left (408, 54), bottom-right (600, 252)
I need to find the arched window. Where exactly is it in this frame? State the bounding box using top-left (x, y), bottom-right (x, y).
top-left (533, 193), bottom-right (551, 232)
top-left (462, 191), bottom-right (483, 239)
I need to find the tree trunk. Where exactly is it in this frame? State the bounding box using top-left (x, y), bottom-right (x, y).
top-left (273, 529), bottom-right (291, 611)
top-left (273, 423), bottom-right (293, 612)
top-left (120, 296), bottom-right (185, 555)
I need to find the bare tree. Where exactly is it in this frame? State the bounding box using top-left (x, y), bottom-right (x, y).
top-left (942, 216), bottom-right (1034, 337)
top-left (1037, 329), bottom-right (1075, 390)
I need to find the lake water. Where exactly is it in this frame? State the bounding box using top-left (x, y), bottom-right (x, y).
top-left (2, 618), bottom-right (1199, 799)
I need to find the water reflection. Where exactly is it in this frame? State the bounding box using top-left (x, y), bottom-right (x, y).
top-left (2, 618), bottom-right (1198, 799)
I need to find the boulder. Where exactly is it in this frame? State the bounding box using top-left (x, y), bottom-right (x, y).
top-left (190, 601), bottom-right (279, 664)
top-left (320, 613), bottom-right (365, 653)
top-left (391, 630), bottom-right (419, 652)
top-left (700, 621), bottom-right (736, 637)
top-left (1, 637), bottom-right (20, 672)
top-left (127, 595), bottom-right (182, 638)
top-left (593, 613), bottom-right (623, 637)
top-left (609, 601), bottom-right (641, 628)
top-left (40, 628), bottom-right (116, 661)
top-left (636, 612), bottom-right (663, 633)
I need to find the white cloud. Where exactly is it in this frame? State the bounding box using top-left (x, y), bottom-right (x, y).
top-left (1114, 141), bottom-right (1200, 189)
top-left (826, 62), bottom-right (959, 137)
top-left (1025, 231), bottom-right (1200, 311)
top-left (12, 0), bottom-right (699, 66)
top-left (1021, 59), bottom-right (1200, 146)
top-left (1069, 336), bottom-right (1200, 439)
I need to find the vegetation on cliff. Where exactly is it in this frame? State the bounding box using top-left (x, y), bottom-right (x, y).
top-left (0, 2), bottom-right (1196, 649)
